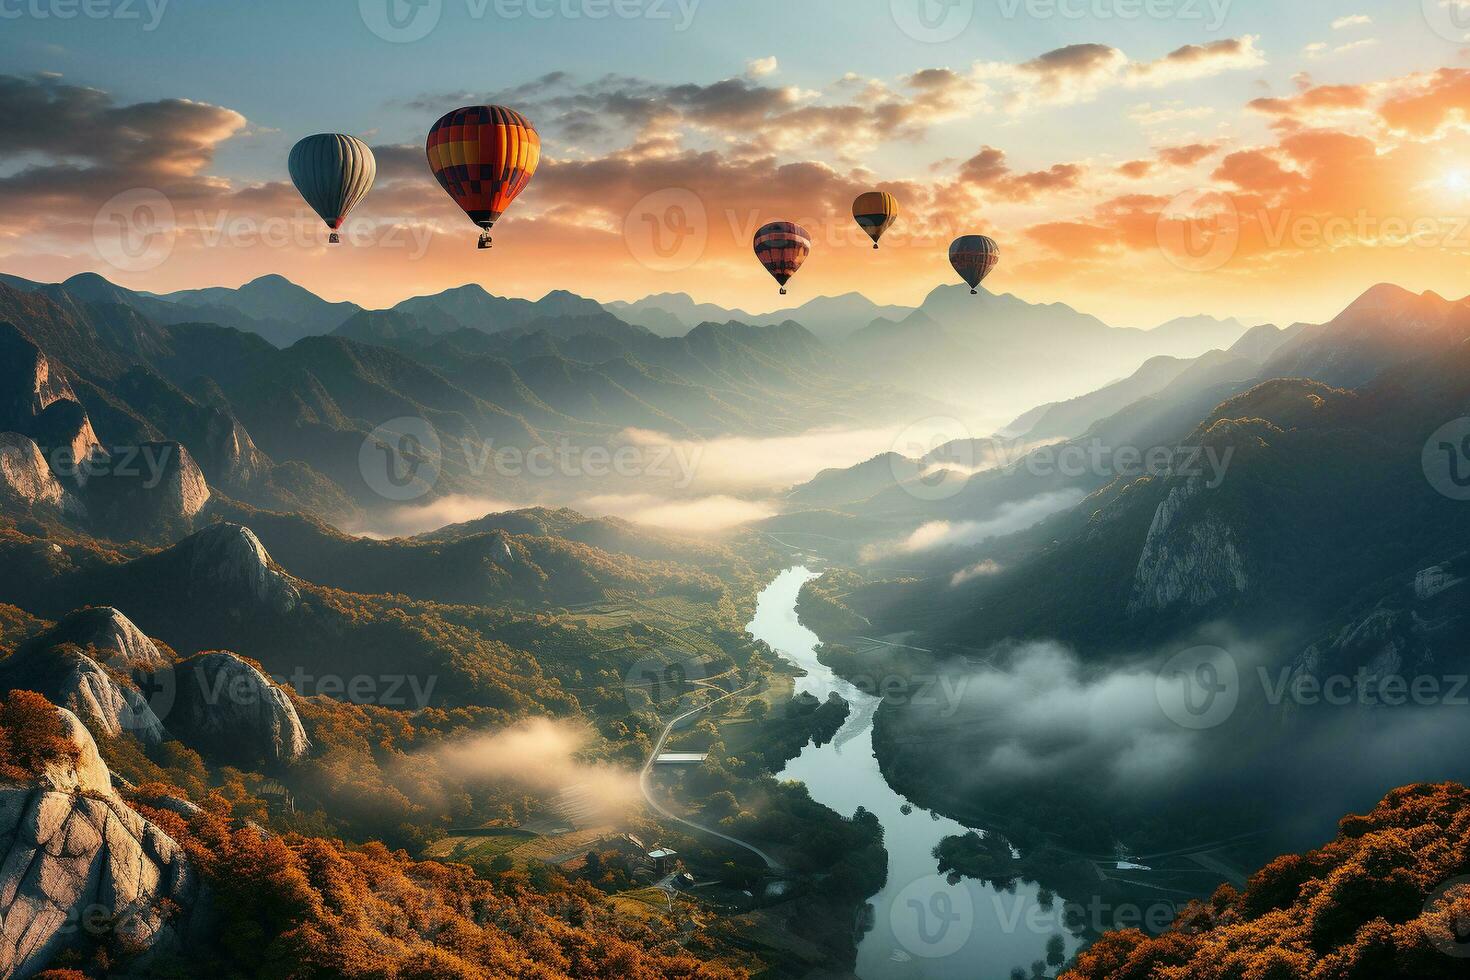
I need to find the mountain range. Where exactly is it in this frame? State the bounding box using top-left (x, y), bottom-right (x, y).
top-left (0, 271), bottom-right (954, 534)
top-left (790, 283), bottom-right (1470, 676)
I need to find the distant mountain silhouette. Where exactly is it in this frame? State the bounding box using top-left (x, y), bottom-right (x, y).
top-left (815, 282), bottom-right (1470, 671)
top-left (606, 291), bottom-right (915, 342)
top-left (843, 285), bottom-right (1255, 412)
top-left (391, 283), bottom-right (609, 335)
top-left (153, 274), bottom-right (363, 346)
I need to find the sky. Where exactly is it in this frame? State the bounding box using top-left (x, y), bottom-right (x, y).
top-left (3, 0), bottom-right (1470, 327)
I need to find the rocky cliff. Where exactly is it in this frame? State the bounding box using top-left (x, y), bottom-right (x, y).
top-left (182, 523), bottom-right (299, 615)
top-left (0, 645), bottom-right (168, 747)
top-left (0, 708), bottom-right (203, 979)
top-left (164, 651), bottom-right (309, 769)
top-left (0, 322), bottom-right (101, 474)
top-left (1127, 476), bottom-right (1248, 614)
top-left (0, 434), bottom-right (70, 516)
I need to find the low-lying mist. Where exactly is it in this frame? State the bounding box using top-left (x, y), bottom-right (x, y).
top-left (896, 632), bottom-right (1470, 854)
top-left (347, 420), bottom-right (1014, 539)
top-left (860, 489), bottom-right (1085, 564)
top-left (405, 718), bottom-right (642, 826)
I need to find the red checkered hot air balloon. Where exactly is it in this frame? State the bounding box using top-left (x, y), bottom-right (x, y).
top-left (753, 221), bottom-right (811, 295)
top-left (426, 105), bottom-right (540, 249)
top-left (949, 235), bottom-right (1000, 294)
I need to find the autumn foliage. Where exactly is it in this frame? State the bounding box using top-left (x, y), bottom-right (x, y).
top-left (1062, 782), bottom-right (1470, 980)
top-left (139, 796), bottom-right (746, 980)
top-left (0, 688), bottom-right (79, 783)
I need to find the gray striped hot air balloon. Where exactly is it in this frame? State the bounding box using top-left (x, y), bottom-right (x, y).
top-left (288, 134), bottom-right (376, 244)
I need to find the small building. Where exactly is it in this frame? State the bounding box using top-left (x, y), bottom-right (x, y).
top-left (654, 752), bottom-right (708, 766)
top-left (257, 779), bottom-right (295, 816)
top-left (647, 847), bottom-right (679, 875)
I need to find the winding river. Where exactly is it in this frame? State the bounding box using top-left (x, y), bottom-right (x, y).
top-left (748, 567), bottom-right (1080, 980)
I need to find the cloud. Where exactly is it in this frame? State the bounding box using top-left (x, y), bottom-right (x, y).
top-left (746, 56), bottom-right (779, 78)
top-left (0, 73), bottom-right (247, 241)
top-left (423, 68), bottom-right (980, 161)
top-left (1379, 67), bottom-right (1470, 135)
top-left (950, 560), bottom-right (1002, 586)
top-left (1125, 36), bottom-right (1267, 87)
top-left (1128, 101), bottom-right (1215, 127)
top-left (957, 146), bottom-right (1084, 202)
top-left (575, 492), bottom-right (774, 532)
top-left (1249, 83), bottom-right (1372, 121)
top-left (1158, 142), bottom-right (1224, 167)
top-left (347, 495), bottom-right (528, 539)
top-left (978, 37), bottom-right (1264, 113)
top-left (0, 73), bottom-right (245, 174)
top-left (1303, 36), bottom-right (1380, 60)
top-left (1117, 142), bottom-right (1224, 179)
top-left (419, 718), bottom-right (642, 825)
top-left (1332, 14), bottom-right (1371, 29)
top-left (926, 641), bottom-right (1204, 787)
top-left (895, 489), bottom-right (1086, 553)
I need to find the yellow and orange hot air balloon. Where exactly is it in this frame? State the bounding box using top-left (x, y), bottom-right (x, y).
top-left (852, 191), bottom-right (898, 249)
top-left (426, 105), bottom-right (540, 249)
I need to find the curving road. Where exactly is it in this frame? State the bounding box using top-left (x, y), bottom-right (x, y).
top-left (639, 682), bottom-right (785, 872)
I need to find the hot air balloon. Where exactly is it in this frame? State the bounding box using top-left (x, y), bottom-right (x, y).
top-left (288, 134), bottom-right (377, 244)
top-left (753, 221), bottom-right (811, 295)
top-left (853, 191), bottom-right (898, 249)
top-left (949, 235), bottom-right (1000, 294)
top-left (426, 105), bottom-right (540, 249)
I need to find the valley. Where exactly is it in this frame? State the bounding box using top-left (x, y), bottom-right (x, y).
top-left (11, 5), bottom-right (1470, 976)
top-left (2, 268), bottom-right (1470, 979)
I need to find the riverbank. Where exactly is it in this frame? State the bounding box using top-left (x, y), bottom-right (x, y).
top-left (752, 567), bottom-right (1079, 979)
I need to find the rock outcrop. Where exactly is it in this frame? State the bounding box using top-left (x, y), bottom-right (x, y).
top-left (86, 440), bottom-right (211, 534)
top-left (0, 708), bottom-right (203, 979)
top-left (1127, 477), bottom-right (1248, 614)
top-left (0, 645), bottom-right (168, 747)
top-left (153, 441), bottom-right (211, 522)
top-left (164, 651), bottom-right (309, 769)
top-left (0, 433), bottom-right (68, 515)
top-left (181, 523), bottom-right (299, 614)
top-left (0, 321), bottom-right (102, 474)
top-left (35, 606), bottom-right (171, 674)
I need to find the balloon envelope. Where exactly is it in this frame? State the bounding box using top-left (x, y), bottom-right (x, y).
top-left (853, 191), bottom-right (898, 248)
top-left (288, 134), bottom-right (376, 243)
top-left (949, 235), bottom-right (1000, 293)
top-left (753, 221), bottom-right (812, 295)
top-left (426, 105), bottom-right (540, 247)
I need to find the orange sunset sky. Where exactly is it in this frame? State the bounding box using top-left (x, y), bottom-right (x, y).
top-left (5, 2), bottom-right (1470, 328)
